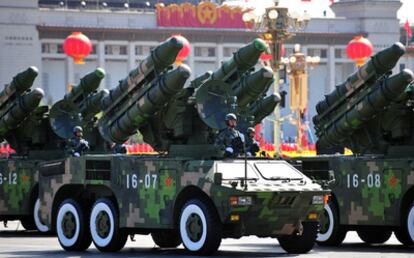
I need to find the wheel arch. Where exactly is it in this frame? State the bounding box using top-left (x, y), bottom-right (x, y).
top-left (173, 185), bottom-right (222, 225)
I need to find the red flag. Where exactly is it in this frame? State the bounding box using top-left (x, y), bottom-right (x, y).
top-left (405, 19), bottom-right (412, 38)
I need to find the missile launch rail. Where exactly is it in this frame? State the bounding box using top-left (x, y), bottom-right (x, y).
top-left (34, 37), bottom-right (329, 255)
top-left (293, 42), bottom-right (414, 247)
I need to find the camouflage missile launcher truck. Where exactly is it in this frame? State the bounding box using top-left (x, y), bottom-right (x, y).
top-left (0, 66), bottom-right (45, 231)
top-left (0, 66), bottom-right (106, 232)
top-left (36, 36), bottom-right (328, 255)
top-left (293, 42), bottom-right (414, 247)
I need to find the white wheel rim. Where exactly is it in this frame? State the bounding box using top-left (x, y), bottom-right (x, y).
top-left (56, 203), bottom-right (80, 247)
top-left (34, 199), bottom-right (49, 232)
top-left (317, 204), bottom-right (334, 242)
top-left (90, 202), bottom-right (115, 247)
top-left (407, 206), bottom-right (414, 241)
top-left (180, 204), bottom-right (207, 251)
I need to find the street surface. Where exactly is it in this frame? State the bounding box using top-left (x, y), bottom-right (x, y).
top-left (0, 221), bottom-right (413, 258)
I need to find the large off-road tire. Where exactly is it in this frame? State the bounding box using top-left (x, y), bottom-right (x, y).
top-left (278, 222), bottom-right (318, 254)
top-left (316, 201), bottom-right (347, 246)
top-left (20, 193), bottom-right (38, 230)
top-left (90, 198), bottom-right (127, 252)
top-left (179, 198), bottom-right (222, 255)
top-left (56, 199), bottom-right (92, 251)
top-left (20, 216), bottom-right (36, 231)
top-left (152, 230), bottom-right (182, 248)
top-left (34, 199), bottom-right (49, 232)
top-left (357, 228), bottom-right (392, 244)
top-left (395, 201), bottom-right (414, 246)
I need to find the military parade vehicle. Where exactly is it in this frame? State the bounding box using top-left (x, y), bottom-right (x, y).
top-left (34, 36), bottom-right (329, 255)
top-left (0, 66), bottom-right (106, 232)
top-left (0, 67), bottom-right (46, 231)
top-left (294, 42), bottom-right (414, 247)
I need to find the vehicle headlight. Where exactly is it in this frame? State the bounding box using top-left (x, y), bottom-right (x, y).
top-left (229, 196), bottom-right (253, 206)
top-left (312, 195), bottom-right (324, 205)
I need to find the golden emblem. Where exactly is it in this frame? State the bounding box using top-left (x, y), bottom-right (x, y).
top-left (197, 2), bottom-right (218, 25)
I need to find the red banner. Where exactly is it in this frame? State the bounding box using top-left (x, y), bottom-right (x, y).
top-left (156, 2), bottom-right (253, 29)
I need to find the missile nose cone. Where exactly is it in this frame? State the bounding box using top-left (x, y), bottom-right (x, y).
top-left (31, 88), bottom-right (45, 99)
top-left (253, 38), bottom-right (267, 52)
top-left (391, 42), bottom-right (406, 56)
top-left (273, 93), bottom-right (281, 103)
top-left (28, 66), bottom-right (39, 76)
top-left (95, 67), bottom-right (106, 79)
top-left (15, 66), bottom-right (39, 92)
top-left (261, 66), bottom-right (274, 79)
top-left (168, 36), bottom-right (184, 50)
top-left (177, 64), bottom-right (191, 79)
top-left (401, 69), bottom-right (414, 82)
top-left (22, 88), bottom-right (44, 110)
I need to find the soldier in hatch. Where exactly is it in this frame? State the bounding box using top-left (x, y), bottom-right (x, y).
top-left (66, 126), bottom-right (89, 157)
top-left (245, 127), bottom-right (260, 157)
top-left (215, 113), bottom-right (245, 157)
top-left (111, 142), bottom-right (127, 154)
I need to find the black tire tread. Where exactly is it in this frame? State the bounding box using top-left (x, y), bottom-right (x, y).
top-left (357, 228), bottom-right (392, 244)
top-left (278, 222), bottom-right (318, 254)
top-left (57, 199), bottom-right (92, 251)
top-left (151, 230), bottom-right (181, 248)
top-left (316, 201), bottom-right (347, 246)
top-left (20, 216), bottom-right (37, 231)
top-left (92, 198), bottom-right (127, 252)
top-left (180, 198), bottom-right (222, 255)
top-left (395, 202), bottom-right (414, 246)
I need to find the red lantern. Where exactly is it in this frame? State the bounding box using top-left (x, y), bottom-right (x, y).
top-left (346, 35), bottom-right (373, 67)
top-left (63, 32), bottom-right (92, 65)
top-left (170, 35), bottom-right (190, 64)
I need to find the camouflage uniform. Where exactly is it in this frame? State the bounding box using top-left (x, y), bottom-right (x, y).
top-left (66, 126), bottom-right (89, 157)
top-left (245, 135), bottom-right (260, 156)
top-left (215, 128), bottom-right (245, 157)
top-left (67, 137), bottom-right (89, 157)
top-left (113, 143), bottom-right (127, 154)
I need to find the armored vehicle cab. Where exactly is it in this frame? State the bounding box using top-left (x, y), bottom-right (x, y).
top-left (295, 42), bottom-right (414, 247)
top-left (37, 37), bottom-right (329, 254)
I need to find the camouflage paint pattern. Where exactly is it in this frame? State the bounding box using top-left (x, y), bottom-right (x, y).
top-left (39, 155), bottom-right (326, 237)
top-left (300, 155), bottom-right (414, 226)
top-left (0, 160), bottom-right (38, 218)
top-left (300, 42), bottom-right (414, 229)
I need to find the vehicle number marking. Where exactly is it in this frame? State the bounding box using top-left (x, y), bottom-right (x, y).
top-left (126, 173), bottom-right (157, 189)
top-left (0, 172), bottom-right (17, 185)
top-left (346, 173), bottom-right (381, 188)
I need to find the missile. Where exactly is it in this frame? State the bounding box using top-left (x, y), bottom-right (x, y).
top-left (233, 66), bottom-right (274, 107)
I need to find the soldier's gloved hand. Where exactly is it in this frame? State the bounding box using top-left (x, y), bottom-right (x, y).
top-left (225, 147), bottom-right (233, 153)
top-left (246, 151), bottom-right (252, 157)
top-left (73, 152), bottom-right (81, 157)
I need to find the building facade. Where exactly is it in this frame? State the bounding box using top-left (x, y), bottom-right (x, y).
top-left (0, 0), bottom-right (411, 142)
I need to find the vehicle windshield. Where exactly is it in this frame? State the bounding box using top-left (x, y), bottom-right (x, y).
top-left (215, 162), bottom-right (259, 180)
top-left (255, 162), bottom-right (303, 180)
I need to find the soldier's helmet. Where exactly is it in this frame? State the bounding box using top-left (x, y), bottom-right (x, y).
top-left (225, 113), bottom-right (237, 121)
top-left (247, 127), bottom-right (255, 134)
top-left (73, 126), bottom-right (83, 134)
